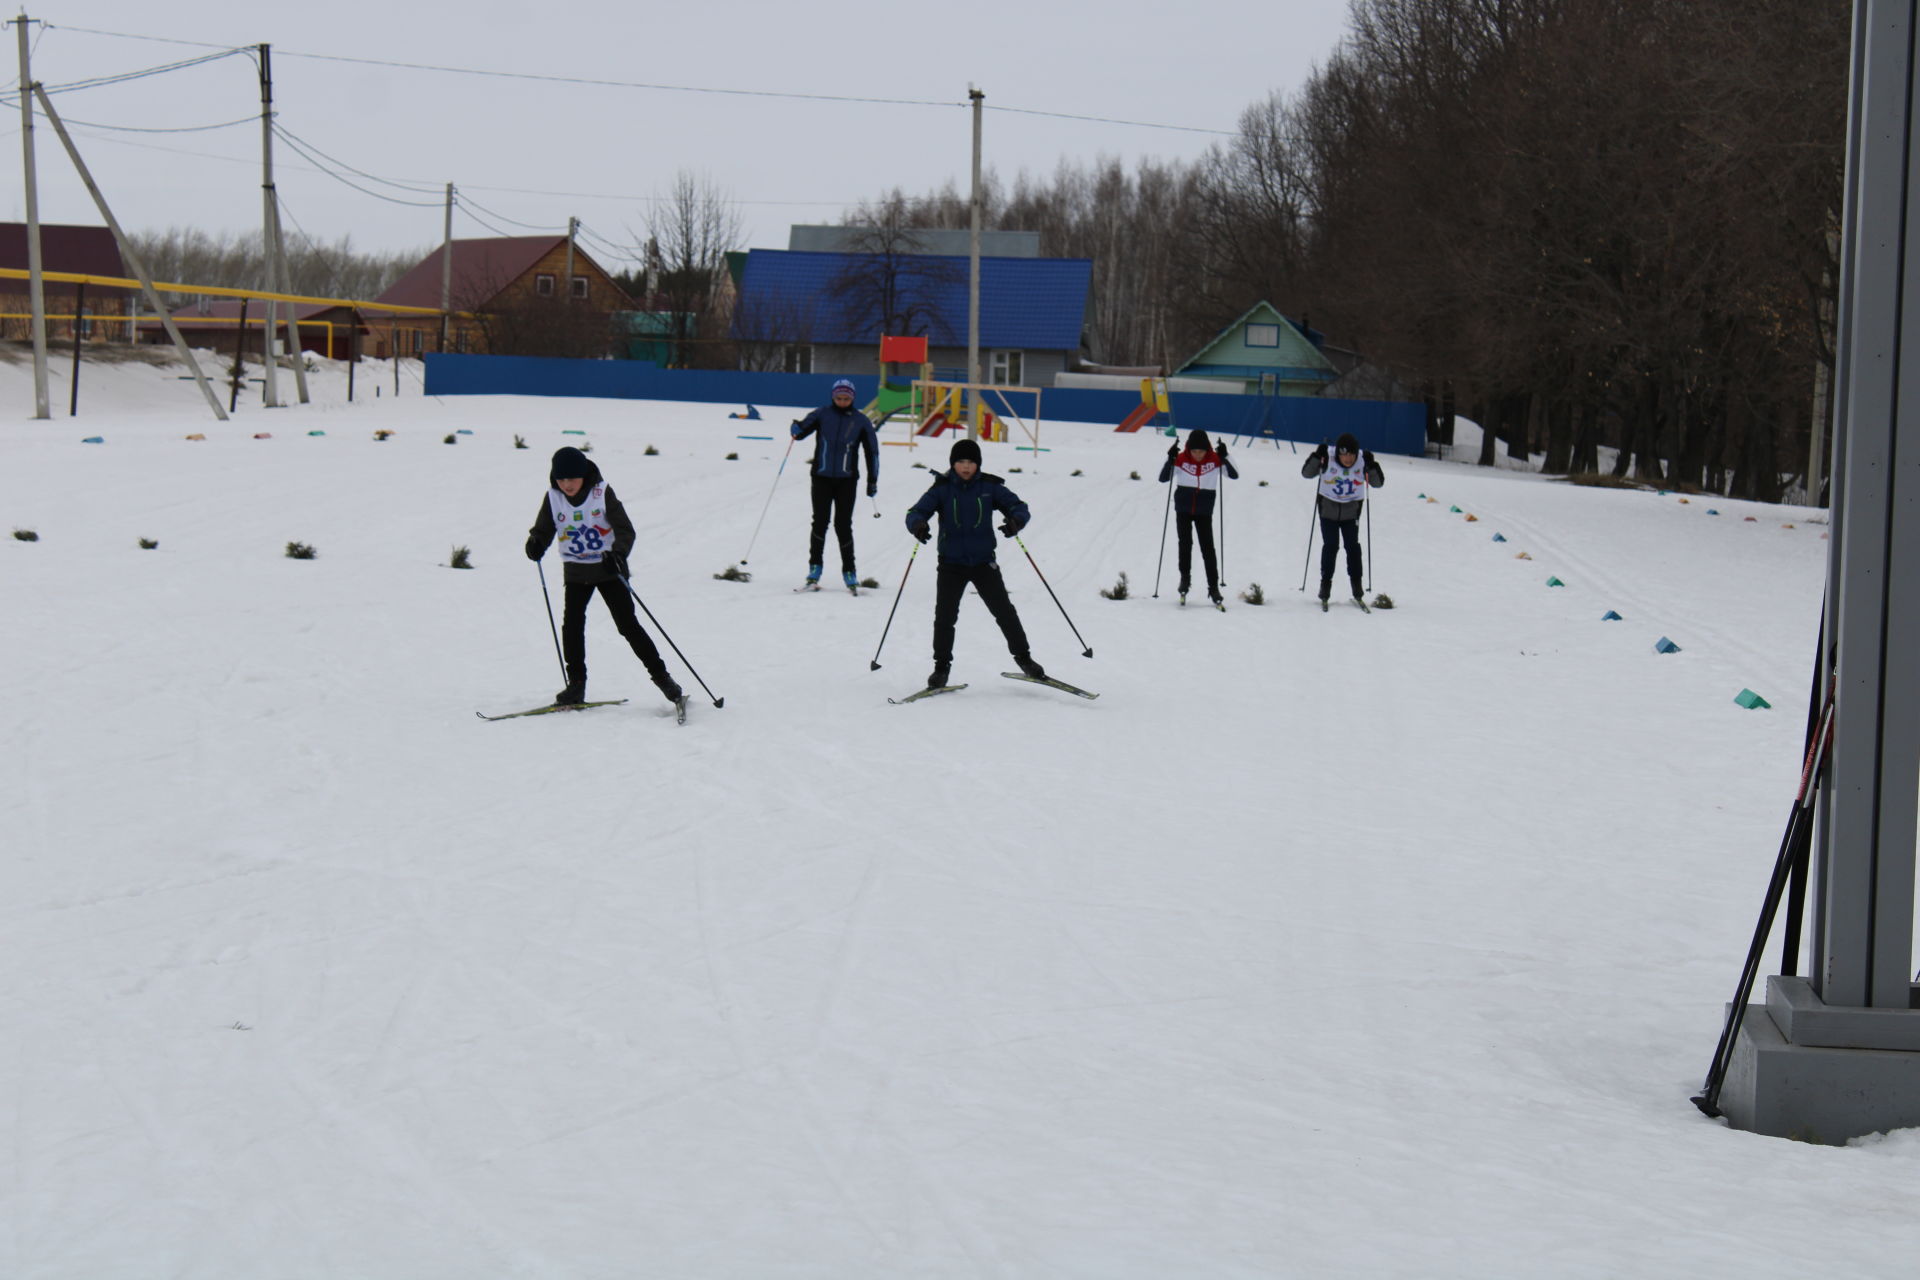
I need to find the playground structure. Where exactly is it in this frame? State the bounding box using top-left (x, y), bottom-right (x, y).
top-left (1115, 377), bottom-right (1172, 433)
top-left (866, 335), bottom-right (1045, 454)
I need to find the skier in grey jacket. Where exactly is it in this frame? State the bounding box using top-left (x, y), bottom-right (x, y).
top-left (1300, 432), bottom-right (1384, 605)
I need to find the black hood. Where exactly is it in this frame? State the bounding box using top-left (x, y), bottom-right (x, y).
top-left (549, 446), bottom-right (603, 494)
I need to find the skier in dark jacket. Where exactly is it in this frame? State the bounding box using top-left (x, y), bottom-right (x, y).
top-left (1158, 428), bottom-right (1238, 606)
top-left (904, 438), bottom-right (1046, 690)
top-left (791, 378), bottom-right (880, 590)
top-left (524, 446), bottom-right (682, 709)
top-left (1300, 432), bottom-right (1385, 606)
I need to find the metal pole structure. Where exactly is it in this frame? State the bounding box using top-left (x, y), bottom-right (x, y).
top-left (270, 199), bottom-right (309, 401)
top-left (67, 278), bottom-right (83, 416)
top-left (229, 296), bottom-right (249, 414)
top-left (439, 182), bottom-right (454, 353)
top-left (565, 216), bottom-right (577, 302)
top-left (16, 14), bottom-right (50, 418)
top-left (32, 86), bottom-right (228, 420)
top-left (966, 84), bottom-right (983, 443)
top-left (256, 44), bottom-right (280, 410)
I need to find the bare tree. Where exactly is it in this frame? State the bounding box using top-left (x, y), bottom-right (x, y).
top-left (640, 171), bottom-right (743, 369)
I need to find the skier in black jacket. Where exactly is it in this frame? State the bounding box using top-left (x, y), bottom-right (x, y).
top-left (1299, 432), bottom-right (1385, 606)
top-left (791, 378), bottom-right (879, 590)
top-left (904, 438), bottom-right (1046, 690)
top-left (524, 446), bottom-right (683, 708)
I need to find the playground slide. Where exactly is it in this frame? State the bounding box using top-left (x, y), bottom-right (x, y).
top-left (1115, 402), bottom-right (1157, 433)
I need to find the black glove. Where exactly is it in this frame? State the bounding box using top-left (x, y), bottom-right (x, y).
top-left (1216, 441), bottom-right (1229, 459)
top-left (1312, 443), bottom-right (1329, 461)
top-left (602, 550), bottom-right (629, 579)
top-left (1363, 449), bottom-right (1376, 468)
top-left (525, 535), bottom-right (544, 562)
top-left (867, 484), bottom-right (877, 499)
top-left (909, 522), bottom-right (931, 545)
top-left (1167, 443), bottom-right (1180, 460)
top-left (1000, 517), bottom-right (1022, 537)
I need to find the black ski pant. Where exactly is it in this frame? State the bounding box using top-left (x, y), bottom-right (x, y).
top-left (809, 475), bottom-right (858, 572)
top-left (932, 561), bottom-right (1032, 665)
top-left (1174, 488), bottom-right (1219, 595)
top-left (562, 580), bottom-right (677, 696)
top-left (1318, 515), bottom-right (1363, 595)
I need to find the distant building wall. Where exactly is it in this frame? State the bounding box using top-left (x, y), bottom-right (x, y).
top-left (786, 226), bottom-right (1042, 257)
top-left (424, 353), bottom-right (1427, 454)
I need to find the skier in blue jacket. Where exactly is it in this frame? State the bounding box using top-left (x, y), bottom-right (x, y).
top-left (791, 378), bottom-right (879, 590)
top-left (904, 438), bottom-right (1047, 690)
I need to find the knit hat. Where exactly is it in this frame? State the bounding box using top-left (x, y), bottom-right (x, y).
top-left (1335, 433), bottom-right (1361, 454)
top-left (1186, 429), bottom-right (1212, 453)
top-left (831, 378), bottom-right (857, 396)
top-left (949, 438), bottom-right (983, 467)
top-left (549, 445), bottom-right (593, 483)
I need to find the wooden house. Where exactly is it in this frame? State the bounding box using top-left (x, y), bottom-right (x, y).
top-left (1174, 301), bottom-right (1338, 396)
top-left (0, 223), bottom-right (133, 343)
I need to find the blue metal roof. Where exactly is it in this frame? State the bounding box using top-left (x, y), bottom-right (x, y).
top-left (734, 249), bottom-right (1091, 350)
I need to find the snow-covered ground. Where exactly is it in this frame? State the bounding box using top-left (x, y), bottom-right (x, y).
top-left (3, 351), bottom-right (1914, 1279)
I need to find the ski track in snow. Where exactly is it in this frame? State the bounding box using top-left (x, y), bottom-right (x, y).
top-left (2, 357), bottom-right (1916, 1278)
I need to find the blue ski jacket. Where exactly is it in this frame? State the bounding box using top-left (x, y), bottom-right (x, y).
top-left (792, 403), bottom-right (879, 486)
top-left (904, 469), bottom-right (1030, 566)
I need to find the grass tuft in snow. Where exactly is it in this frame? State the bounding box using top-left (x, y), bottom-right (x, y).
top-left (1100, 571), bottom-right (1131, 600)
top-left (1259, 479), bottom-right (1269, 487)
top-left (13, 528), bottom-right (38, 541)
top-left (443, 433), bottom-right (457, 445)
top-left (712, 565), bottom-right (751, 583)
top-left (1129, 470), bottom-right (1141, 480)
top-left (139, 537), bottom-right (158, 550)
top-left (285, 541), bottom-right (317, 560)
top-left (1239, 582), bottom-right (1266, 605)
top-left (860, 576), bottom-right (879, 589)
top-left (725, 452), bottom-right (739, 461)
top-left (374, 429), bottom-right (393, 441)
top-left (513, 434), bottom-right (527, 450)
top-left (448, 545), bottom-right (473, 570)
top-left (644, 444), bottom-right (660, 455)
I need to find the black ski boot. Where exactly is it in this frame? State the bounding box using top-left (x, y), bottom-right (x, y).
top-left (554, 682), bottom-right (586, 706)
top-left (928, 662), bottom-right (952, 689)
top-left (1015, 654), bottom-right (1047, 680)
top-left (1318, 577), bottom-right (1332, 613)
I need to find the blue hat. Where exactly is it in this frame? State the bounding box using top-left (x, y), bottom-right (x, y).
top-left (831, 379), bottom-right (856, 395)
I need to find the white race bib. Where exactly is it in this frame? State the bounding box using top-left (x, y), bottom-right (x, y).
top-left (1318, 457), bottom-right (1367, 504)
top-left (549, 484), bottom-right (612, 563)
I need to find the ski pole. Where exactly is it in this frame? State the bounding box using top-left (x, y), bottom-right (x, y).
top-left (618, 574), bottom-right (725, 708)
top-left (740, 432), bottom-right (796, 565)
top-left (870, 492), bottom-right (882, 519)
top-left (1692, 694), bottom-right (1835, 1118)
top-left (1218, 459), bottom-right (1228, 590)
top-left (1364, 491), bottom-right (1373, 593)
top-left (869, 542), bottom-right (919, 670)
top-left (536, 560), bottom-right (567, 684)
top-left (1296, 505), bottom-right (1318, 591)
top-left (1013, 534), bottom-right (1093, 658)
top-left (1151, 464), bottom-right (1174, 597)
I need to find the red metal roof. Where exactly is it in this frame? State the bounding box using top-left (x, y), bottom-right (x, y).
top-left (375, 236), bottom-right (569, 310)
top-left (0, 223), bottom-right (130, 295)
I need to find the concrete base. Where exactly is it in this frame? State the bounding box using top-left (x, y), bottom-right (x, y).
top-left (1718, 977), bottom-right (1920, 1144)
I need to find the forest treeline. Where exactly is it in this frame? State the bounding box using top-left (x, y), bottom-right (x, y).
top-left (854, 0), bottom-right (1850, 499)
top-left (127, 228), bottom-right (424, 310)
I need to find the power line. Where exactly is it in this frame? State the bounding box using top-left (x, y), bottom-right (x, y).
top-left (272, 122), bottom-right (442, 194)
top-left (271, 129), bottom-right (445, 208)
top-left (39, 22), bottom-right (1234, 136)
top-left (455, 192), bottom-right (560, 234)
top-left (457, 204), bottom-right (517, 239)
top-left (54, 111), bottom-right (259, 135)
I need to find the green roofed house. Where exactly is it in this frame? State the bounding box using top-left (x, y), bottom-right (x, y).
top-left (1175, 300), bottom-right (1338, 395)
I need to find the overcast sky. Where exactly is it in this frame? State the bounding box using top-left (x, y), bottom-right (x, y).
top-left (5, 0), bottom-right (1354, 273)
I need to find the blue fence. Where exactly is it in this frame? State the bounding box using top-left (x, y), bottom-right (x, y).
top-left (423, 354), bottom-right (1427, 455)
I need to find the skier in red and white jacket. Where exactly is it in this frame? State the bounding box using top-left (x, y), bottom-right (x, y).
top-left (1157, 429), bottom-right (1238, 605)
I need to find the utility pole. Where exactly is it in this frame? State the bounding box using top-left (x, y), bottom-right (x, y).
top-left (256, 43), bottom-right (280, 408)
top-left (16, 13), bottom-right (50, 418)
top-left (439, 182), bottom-right (454, 353)
top-left (565, 216), bottom-right (577, 301)
top-left (967, 84), bottom-right (984, 443)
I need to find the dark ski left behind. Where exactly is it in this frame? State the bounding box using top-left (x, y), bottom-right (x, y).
top-left (477, 699), bottom-right (628, 722)
top-left (1001, 672), bottom-right (1099, 700)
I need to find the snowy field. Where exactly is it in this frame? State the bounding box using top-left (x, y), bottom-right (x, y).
top-left (3, 351), bottom-right (1916, 1279)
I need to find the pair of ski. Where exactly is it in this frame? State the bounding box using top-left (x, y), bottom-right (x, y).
top-left (477, 695), bottom-right (689, 725)
top-left (890, 671), bottom-right (1099, 705)
top-left (1179, 594), bottom-right (1227, 612)
top-left (796, 581), bottom-right (860, 597)
top-left (1320, 596), bottom-right (1371, 613)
